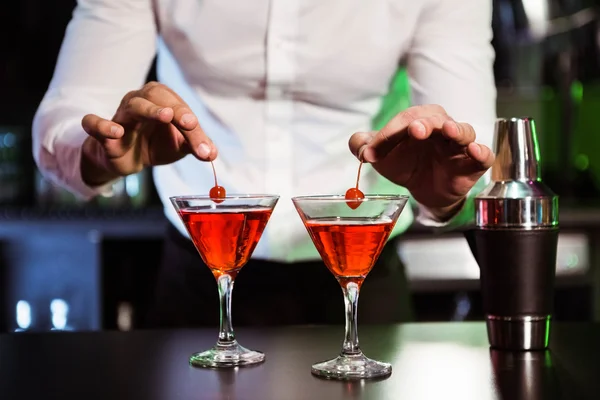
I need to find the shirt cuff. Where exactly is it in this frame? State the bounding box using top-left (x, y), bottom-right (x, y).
top-left (42, 121), bottom-right (115, 201)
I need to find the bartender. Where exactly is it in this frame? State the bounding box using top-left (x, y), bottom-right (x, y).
top-left (33, 0), bottom-right (496, 327)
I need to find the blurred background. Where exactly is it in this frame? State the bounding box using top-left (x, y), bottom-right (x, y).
top-left (1, 0), bottom-right (600, 332)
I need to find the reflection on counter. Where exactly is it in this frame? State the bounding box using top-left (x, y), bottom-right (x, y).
top-left (491, 350), bottom-right (561, 400)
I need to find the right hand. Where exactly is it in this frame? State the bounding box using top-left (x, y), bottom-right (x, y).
top-left (80, 82), bottom-right (217, 186)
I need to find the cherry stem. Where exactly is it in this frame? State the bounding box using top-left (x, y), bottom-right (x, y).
top-left (211, 161), bottom-right (218, 187)
top-left (355, 162), bottom-right (363, 190)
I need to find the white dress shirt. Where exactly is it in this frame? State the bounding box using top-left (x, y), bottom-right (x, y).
top-left (33, 0), bottom-right (497, 262)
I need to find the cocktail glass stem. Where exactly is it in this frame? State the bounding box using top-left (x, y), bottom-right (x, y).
top-left (310, 278), bottom-right (391, 380)
top-left (189, 270), bottom-right (264, 367)
top-left (341, 282), bottom-right (361, 356)
top-left (217, 274), bottom-right (236, 346)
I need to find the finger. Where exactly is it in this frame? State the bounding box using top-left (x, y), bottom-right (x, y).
top-left (135, 82), bottom-right (217, 160)
top-left (466, 143), bottom-right (495, 169)
top-left (348, 131), bottom-right (375, 160)
top-left (121, 97), bottom-right (174, 124)
top-left (136, 83), bottom-right (217, 161)
top-left (407, 114), bottom-right (453, 140)
top-left (442, 120), bottom-right (476, 146)
top-left (82, 114), bottom-right (124, 140)
top-left (138, 82), bottom-right (184, 105)
top-left (366, 105), bottom-right (448, 161)
top-left (171, 104), bottom-right (217, 161)
top-left (375, 104), bottom-right (447, 143)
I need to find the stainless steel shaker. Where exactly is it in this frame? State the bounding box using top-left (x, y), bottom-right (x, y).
top-left (474, 117), bottom-right (559, 351)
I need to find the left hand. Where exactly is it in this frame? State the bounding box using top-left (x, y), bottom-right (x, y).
top-left (348, 104), bottom-right (494, 220)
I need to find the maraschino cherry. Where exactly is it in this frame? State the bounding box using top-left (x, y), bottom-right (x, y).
top-left (209, 161), bottom-right (226, 203)
top-left (345, 161), bottom-right (364, 209)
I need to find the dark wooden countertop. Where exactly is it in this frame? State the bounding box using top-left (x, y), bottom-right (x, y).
top-left (1, 322), bottom-right (599, 399)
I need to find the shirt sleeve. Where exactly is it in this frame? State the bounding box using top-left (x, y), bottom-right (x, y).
top-left (405, 0), bottom-right (497, 229)
top-left (32, 0), bottom-right (157, 200)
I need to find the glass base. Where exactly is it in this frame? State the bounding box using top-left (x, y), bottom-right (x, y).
top-left (311, 353), bottom-right (392, 380)
top-left (189, 341), bottom-right (265, 368)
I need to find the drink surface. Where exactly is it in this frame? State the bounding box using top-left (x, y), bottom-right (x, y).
top-left (179, 207), bottom-right (273, 277)
top-left (304, 218), bottom-right (394, 286)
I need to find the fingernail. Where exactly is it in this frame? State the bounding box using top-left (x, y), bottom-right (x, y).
top-left (197, 143), bottom-right (211, 159)
top-left (470, 143), bottom-right (481, 157)
top-left (110, 126), bottom-right (119, 136)
top-left (157, 108), bottom-right (166, 116)
top-left (181, 113), bottom-right (194, 125)
top-left (412, 121), bottom-right (426, 135)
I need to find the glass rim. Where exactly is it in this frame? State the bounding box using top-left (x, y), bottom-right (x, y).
top-left (291, 194), bottom-right (409, 202)
top-left (170, 194), bottom-right (280, 201)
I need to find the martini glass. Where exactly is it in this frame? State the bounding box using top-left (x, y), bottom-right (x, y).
top-left (292, 195), bottom-right (408, 380)
top-left (170, 194), bottom-right (279, 368)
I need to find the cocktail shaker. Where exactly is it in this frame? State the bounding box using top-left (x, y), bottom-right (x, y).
top-left (474, 117), bottom-right (559, 350)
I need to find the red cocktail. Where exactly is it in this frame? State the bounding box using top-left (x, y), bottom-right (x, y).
top-left (171, 195), bottom-right (279, 368)
top-left (304, 219), bottom-right (394, 287)
top-left (180, 208), bottom-right (272, 279)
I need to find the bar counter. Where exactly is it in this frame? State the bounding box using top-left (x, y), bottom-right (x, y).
top-left (1, 322), bottom-right (599, 399)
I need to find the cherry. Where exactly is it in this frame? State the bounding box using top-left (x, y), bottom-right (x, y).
top-left (209, 185), bottom-right (226, 202)
top-left (345, 161), bottom-right (365, 209)
top-left (209, 161), bottom-right (226, 203)
top-left (345, 187), bottom-right (364, 209)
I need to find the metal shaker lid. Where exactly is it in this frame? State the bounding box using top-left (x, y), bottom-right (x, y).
top-left (475, 117), bottom-right (559, 229)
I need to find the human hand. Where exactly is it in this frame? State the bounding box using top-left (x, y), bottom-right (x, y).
top-left (348, 105), bottom-right (494, 220)
top-left (80, 82), bottom-right (217, 186)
